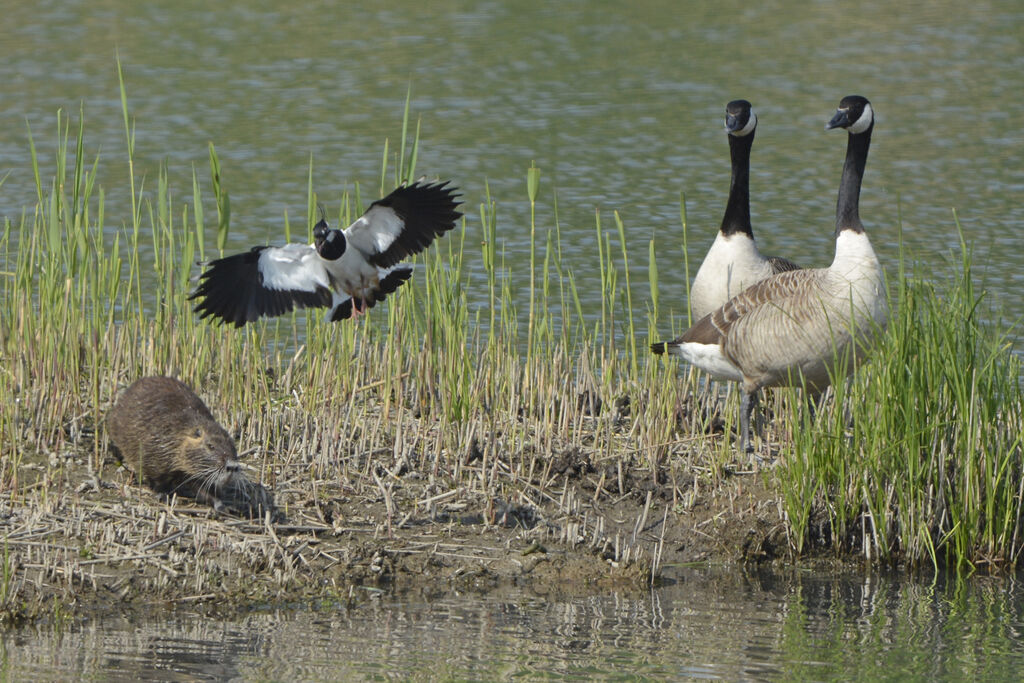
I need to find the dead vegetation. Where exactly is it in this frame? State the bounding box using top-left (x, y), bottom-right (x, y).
top-left (1, 377), bottom-right (794, 626)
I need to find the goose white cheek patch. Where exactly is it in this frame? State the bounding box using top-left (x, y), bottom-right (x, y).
top-left (732, 111), bottom-right (757, 137)
top-left (848, 103), bottom-right (873, 134)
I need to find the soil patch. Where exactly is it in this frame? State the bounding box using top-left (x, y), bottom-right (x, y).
top-left (1, 434), bottom-right (794, 625)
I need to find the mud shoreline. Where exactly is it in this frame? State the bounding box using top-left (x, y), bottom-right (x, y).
top-left (2, 435), bottom-right (802, 626)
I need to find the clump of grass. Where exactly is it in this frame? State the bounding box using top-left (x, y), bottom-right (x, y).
top-left (778, 220), bottom-right (1024, 571)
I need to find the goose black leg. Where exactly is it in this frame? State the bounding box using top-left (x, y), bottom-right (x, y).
top-left (739, 389), bottom-right (759, 454)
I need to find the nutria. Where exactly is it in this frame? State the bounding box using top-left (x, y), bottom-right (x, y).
top-left (107, 376), bottom-right (245, 511)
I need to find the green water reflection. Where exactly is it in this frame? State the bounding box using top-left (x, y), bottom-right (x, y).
top-left (3, 568), bottom-right (1023, 680)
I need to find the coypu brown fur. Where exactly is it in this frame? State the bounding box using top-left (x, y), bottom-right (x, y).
top-left (107, 376), bottom-right (245, 510)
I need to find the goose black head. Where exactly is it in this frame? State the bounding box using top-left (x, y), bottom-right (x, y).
top-left (313, 218), bottom-right (347, 260)
top-left (725, 99), bottom-right (756, 137)
top-left (826, 95), bottom-right (873, 134)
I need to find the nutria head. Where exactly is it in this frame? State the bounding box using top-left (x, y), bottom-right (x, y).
top-left (174, 421), bottom-right (244, 505)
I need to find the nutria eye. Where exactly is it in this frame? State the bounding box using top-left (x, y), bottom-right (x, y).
top-left (193, 428), bottom-right (203, 438)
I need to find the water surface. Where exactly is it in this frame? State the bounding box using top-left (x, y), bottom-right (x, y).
top-left (2, 0), bottom-right (1021, 326)
top-left (4, 567), bottom-right (1023, 680)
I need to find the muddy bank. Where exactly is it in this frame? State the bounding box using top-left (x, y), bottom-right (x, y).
top-left (1, 435), bottom-right (797, 625)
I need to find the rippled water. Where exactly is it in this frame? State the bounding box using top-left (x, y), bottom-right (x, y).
top-left (2, 0), bottom-right (1022, 325)
top-left (5, 568), bottom-right (1024, 680)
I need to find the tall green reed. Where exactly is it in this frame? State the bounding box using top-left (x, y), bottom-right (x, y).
top-left (778, 218), bottom-right (1023, 570)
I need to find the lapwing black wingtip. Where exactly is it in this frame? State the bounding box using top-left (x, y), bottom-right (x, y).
top-left (408, 178), bottom-right (462, 198)
top-left (192, 306), bottom-right (221, 327)
top-left (190, 297), bottom-right (209, 316)
top-left (188, 280), bottom-right (215, 300)
top-left (650, 342), bottom-right (667, 355)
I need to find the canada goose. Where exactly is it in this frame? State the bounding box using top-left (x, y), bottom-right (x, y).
top-left (652, 95), bottom-right (887, 452)
top-left (190, 181), bottom-right (462, 326)
top-left (688, 99), bottom-right (800, 322)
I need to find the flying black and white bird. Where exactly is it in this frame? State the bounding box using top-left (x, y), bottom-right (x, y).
top-left (190, 180), bottom-right (463, 326)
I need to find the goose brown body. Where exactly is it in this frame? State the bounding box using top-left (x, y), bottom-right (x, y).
top-left (684, 231), bottom-right (885, 395)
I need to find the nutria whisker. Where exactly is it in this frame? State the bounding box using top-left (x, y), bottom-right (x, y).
top-left (178, 466), bottom-right (224, 496)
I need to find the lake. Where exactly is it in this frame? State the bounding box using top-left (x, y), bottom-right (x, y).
top-left (2, 0), bottom-right (1023, 677)
top-left (2, 0), bottom-right (1021, 328)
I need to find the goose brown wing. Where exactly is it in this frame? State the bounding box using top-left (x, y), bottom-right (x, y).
top-left (680, 269), bottom-right (815, 345)
top-left (767, 255), bottom-right (801, 274)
